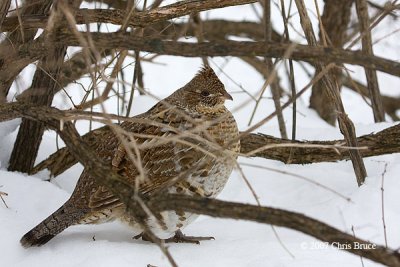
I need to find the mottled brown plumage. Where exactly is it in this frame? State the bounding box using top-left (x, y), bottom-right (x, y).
top-left (21, 66), bottom-right (240, 247)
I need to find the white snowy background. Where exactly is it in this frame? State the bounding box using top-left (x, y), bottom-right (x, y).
top-left (1, 1), bottom-right (399, 266)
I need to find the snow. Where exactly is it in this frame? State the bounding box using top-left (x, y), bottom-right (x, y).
top-left (2, 97), bottom-right (399, 266)
top-left (1, 1), bottom-right (400, 266)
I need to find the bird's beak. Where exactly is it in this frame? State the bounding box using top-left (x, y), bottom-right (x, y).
top-left (221, 91), bottom-right (233, 101)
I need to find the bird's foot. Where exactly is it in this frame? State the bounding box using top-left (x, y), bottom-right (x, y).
top-left (164, 230), bottom-right (214, 244)
top-left (133, 230), bottom-right (214, 244)
top-left (133, 233), bottom-right (144, 240)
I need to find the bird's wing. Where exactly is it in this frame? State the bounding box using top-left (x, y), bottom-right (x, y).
top-left (87, 106), bottom-right (212, 211)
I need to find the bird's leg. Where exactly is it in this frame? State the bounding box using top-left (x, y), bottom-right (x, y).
top-left (164, 230), bottom-right (215, 244)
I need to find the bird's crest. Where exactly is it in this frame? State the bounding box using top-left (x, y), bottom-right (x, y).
top-left (195, 65), bottom-right (218, 80)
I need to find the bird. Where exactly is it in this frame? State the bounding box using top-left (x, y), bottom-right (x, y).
top-left (20, 66), bottom-right (240, 247)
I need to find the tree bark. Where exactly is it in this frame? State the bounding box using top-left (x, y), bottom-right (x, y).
top-left (8, 0), bottom-right (82, 173)
top-left (1, 1), bottom-right (259, 32)
top-left (294, 0), bottom-right (367, 185)
top-left (0, 0), bottom-right (11, 103)
top-left (14, 35), bottom-right (400, 77)
top-left (2, 102), bottom-right (394, 176)
top-left (31, 122), bottom-right (400, 176)
top-left (0, 0), bottom-right (10, 27)
top-left (1, 101), bottom-right (399, 267)
top-left (355, 0), bottom-right (385, 122)
top-left (0, 0), bottom-right (53, 100)
top-left (309, 0), bottom-right (353, 125)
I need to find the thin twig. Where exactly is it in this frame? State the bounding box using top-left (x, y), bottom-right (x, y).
top-left (13, 0), bottom-right (25, 42)
top-left (0, 188), bottom-right (9, 208)
top-left (126, 51), bottom-right (141, 117)
top-left (59, 3), bottom-right (177, 266)
top-left (77, 51), bottom-right (128, 110)
top-left (252, 0), bottom-right (287, 139)
top-left (351, 226), bottom-right (365, 267)
top-left (240, 162), bottom-right (351, 202)
top-left (279, 0), bottom-right (297, 141)
top-left (381, 162), bottom-right (388, 248)
top-left (236, 161), bottom-right (296, 258)
top-left (238, 62), bottom-right (337, 140)
top-left (2, 102), bottom-right (400, 266)
top-left (243, 142), bottom-right (367, 157)
top-left (192, 13), bottom-right (209, 66)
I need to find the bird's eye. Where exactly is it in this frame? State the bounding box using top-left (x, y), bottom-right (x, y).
top-left (200, 90), bottom-right (210, 97)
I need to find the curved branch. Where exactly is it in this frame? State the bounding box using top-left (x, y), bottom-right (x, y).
top-left (0, 1), bottom-right (259, 94)
top-left (1, 0), bottom-right (259, 31)
top-left (29, 122), bottom-right (400, 176)
top-left (1, 102), bottom-right (399, 172)
top-left (1, 101), bottom-right (400, 266)
top-left (151, 194), bottom-right (400, 266)
top-left (18, 34), bottom-right (400, 77)
top-left (241, 124), bottom-right (400, 163)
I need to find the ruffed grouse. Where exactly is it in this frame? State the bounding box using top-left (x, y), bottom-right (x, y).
top-left (21, 66), bottom-right (240, 247)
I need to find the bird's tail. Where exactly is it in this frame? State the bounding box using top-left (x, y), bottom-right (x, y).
top-left (20, 202), bottom-right (87, 248)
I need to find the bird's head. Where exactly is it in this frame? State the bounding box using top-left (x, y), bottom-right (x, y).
top-left (169, 66), bottom-right (233, 114)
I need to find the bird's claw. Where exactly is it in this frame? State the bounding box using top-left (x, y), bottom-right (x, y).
top-left (134, 230), bottom-right (215, 244)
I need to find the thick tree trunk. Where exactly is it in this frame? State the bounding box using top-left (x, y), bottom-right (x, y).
top-left (0, 0), bottom-right (11, 103)
top-left (0, 0), bottom-right (53, 101)
top-left (8, 52), bottom-right (64, 172)
top-left (7, 0), bottom-right (82, 172)
top-left (309, 0), bottom-right (353, 125)
top-left (5, 1), bottom-right (55, 172)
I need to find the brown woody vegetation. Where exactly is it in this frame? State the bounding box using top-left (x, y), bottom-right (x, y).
top-left (1, 1), bottom-right (400, 266)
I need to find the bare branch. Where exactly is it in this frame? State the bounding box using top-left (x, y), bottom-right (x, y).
top-left (15, 35), bottom-right (400, 77)
top-left (0, 0), bottom-right (53, 101)
top-left (152, 194), bottom-right (400, 267)
top-left (263, 0), bottom-right (287, 139)
top-left (294, 0), bottom-right (367, 185)
top-left (8, 0), bottom-right (83, 173)
top-left (355, 0), bottom-right (385, 122)
top-left (342, 76), bottom-right (400, 121)
top-left (0, 103), bottom-right (396, 175)
top-left (309, 0), bottom-right (352, 125)
top-left (1, 101), bottom-right (399, 266)
top-left (0, 187), bottom-right (8, 208)
top-left (0, 0), bottom-right (11, 30)
top-left (240, 124), bottom-right (400, 163)
top-left (0, 0), bottom-right (11, 103)
top-left (1, 0), bottom-right (259, 31)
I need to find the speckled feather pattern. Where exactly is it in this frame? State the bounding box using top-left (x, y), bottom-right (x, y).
top-left (20, 66), bottom-right (240, 246)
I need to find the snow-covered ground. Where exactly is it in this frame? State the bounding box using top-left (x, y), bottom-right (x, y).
top-left (1, 1), bottom-right (399, 266)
